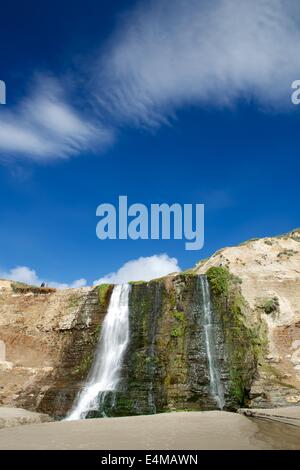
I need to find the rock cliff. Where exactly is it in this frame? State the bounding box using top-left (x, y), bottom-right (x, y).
top-left (103, 273), bottom-right (263, 415)
top-left (0, 282), bottom-right (112, 417)
top-left (0, 228), bottom-right (299, 418)
top-left (196, 228), bottom-right (300, 407)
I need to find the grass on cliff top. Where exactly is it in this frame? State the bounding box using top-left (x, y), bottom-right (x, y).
top-left (11, 281), bottom-right (56, 295)
top-left (128, 278), bottom-right (163, 285)
top-left (97, 284), bottom-right (112, 306)
top-left (128, 280), bottom-right (147, 285)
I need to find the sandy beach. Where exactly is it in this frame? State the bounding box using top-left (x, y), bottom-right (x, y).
top-left (0, 409), bottom-right (299, 450)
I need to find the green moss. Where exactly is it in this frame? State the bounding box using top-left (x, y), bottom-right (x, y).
top-left (11, 281), bottom-right (30, 291)
top-left (258, 297), bottom-right (279, 315)
top-left (224, 301), bottom-right (267, 405)
top-left (206, 266), bottom-right (230, 296)
top-left (93, 324), bottom-right (102, 341)
top-left (11, 282), bottom-right (55, 295)
top-left (181, 267), bottom-right (197, 274)
top-left (97, 284), bottom-right (111, 307)
top-left (225, 319), bottom-right (267, 404)
top-left (130, 351), bottom-right (149, 377)
top-left (179, 272), bottom-right (198, 281)
top-left (207, 267), bottom-right (268, 407)
top-left (170, 327), bottom-right (184, 338)
top-left (128, 280), bottom-right (147, 285)
top-left (173, 311), bottom-right (185, 322)
top-left (264, 299), bottom-right (278, 314)
top-left (110, 396), bottom-right (135, 416)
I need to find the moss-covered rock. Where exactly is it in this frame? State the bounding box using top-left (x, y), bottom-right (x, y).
top-left (46, 269), bottom-right (267, 418)
top-left (257, 297), bottom-right (280, 316)
top-left (110, 272), bottom-right (247, 416)
top-left (206, 266), bottom-right (268, 408)
top-left (98, 284), bottom-right (113, 307)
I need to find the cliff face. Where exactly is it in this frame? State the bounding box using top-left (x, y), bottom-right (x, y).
top-left (196, 228), bottom-right (300, 407)
top-left (0, 229), bottom-right (299, 418)
top-left (108, 275), bottom-right (214, 416)
top-left (0, 282), bottom-right (112, 418)
top-left (101, 273), bottom-right (261, 416)
top-left (1, 276), bottom-right (260, 418)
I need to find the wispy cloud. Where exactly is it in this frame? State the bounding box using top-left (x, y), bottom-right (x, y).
top-left (97, 0), bottom-right (300, 126)
top-left (0, 265), bottom-right (87, 289)
top-left (0, 78), bottom-right (113, 161)
top-left (93, 253), bottom-right (181, 284)
top-left (2, 1), bottom-right (299, 162)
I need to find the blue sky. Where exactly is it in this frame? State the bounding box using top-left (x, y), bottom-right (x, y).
top-left (0, 0), bottom-right (299, 286)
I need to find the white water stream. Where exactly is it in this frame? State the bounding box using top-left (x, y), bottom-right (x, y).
top-left (67, 283), bottom-right (131, 420)
top-left (200, 276), bottom-right (225, 409)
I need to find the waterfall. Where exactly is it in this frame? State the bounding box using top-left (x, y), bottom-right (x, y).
top-left (66, 283), bottom-right (131, 420)
top-left (200, 276), bottom-right (225, 410)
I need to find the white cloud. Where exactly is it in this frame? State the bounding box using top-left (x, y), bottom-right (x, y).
top-left (93, 254), bottom-right (181, 285)
top-left (48, 278), bottom-right (88, 290)
top-left (0, 256), bottom-right (180, 289)
top-left (0, 78), bottom-right (113, 161)
top-left (2, 1), bottom-right (299, 162)
top-left (3, 266), bottom-right (40, 285)
top-left (97, 0), bottom-right (300, 126)
top-left (0, 265), bottom-right (87, 290)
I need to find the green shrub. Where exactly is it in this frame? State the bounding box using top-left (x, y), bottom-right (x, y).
top-left (261, 297), bottom-right (280, 315)
top-left (206, 266), bottom-right (230, 296)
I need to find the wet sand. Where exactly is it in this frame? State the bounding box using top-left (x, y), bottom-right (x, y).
top-left (0, 410), bottom-right (299, 450)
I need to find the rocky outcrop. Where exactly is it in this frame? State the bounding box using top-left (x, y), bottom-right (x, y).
top-left (196, 228), bottom-right (300, 407)
top-left (109, 275), bottom-right (212, 416)
top-left (1, 228), bottom-right (300, 418)
top-left (0, 281), bottom-right (112, 418)
top-left (98, 272), bottom-right (263, 415)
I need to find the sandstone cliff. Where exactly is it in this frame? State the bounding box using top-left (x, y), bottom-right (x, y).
top-left (0, 282), bottom-right (112, 417)
top-left (0, 228), bottom-right (299, 418)
top-left (195, 228), bottom-right (300, 407)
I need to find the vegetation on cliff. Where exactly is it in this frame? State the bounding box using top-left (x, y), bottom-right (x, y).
top-left (11, 281), bottom-right (55, 295)
top-left (206, 266), bottom-right (268, 406)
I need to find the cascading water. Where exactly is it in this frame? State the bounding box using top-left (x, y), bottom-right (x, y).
top-left (200, 276), bottom-right (225, 410)
top-left (66, 283), bottom-right (131, 420)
